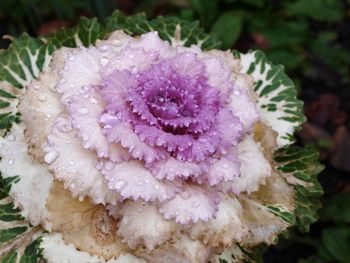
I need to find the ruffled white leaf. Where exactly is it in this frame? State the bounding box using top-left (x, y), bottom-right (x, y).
top-left (44, 116), bottom-right (118, 204)
top-left (189, 195), bottom-right (248, 247)
top-left (111, 200), bottom-right (176, 250)
top-left (219, 135), bottom-right (272, 194)
top-left (139, 234), bottom-right (210, 263)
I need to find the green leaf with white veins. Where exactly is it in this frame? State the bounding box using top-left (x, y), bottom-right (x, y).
top-left (0, 174), bottom-right (44, 262)
top-left (238, 50), bottom-right (306, 146)
top-left (274, 147), bottom-right (324, 232)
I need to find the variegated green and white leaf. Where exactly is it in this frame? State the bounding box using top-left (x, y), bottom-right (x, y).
top-left (47, 17), bottom-right (103, 48)
top-left (274, 146), bottom-right (324, 232)
top-left (239, 50), bottom-right (306, 146)
top-left (0, 35), bottom-right (49, 135)
top-left (0, 173), bottom-right (44, 262)
top-left (265, 204), bottom-right (295, 225)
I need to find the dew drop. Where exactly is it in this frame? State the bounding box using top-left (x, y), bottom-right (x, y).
top-left (153, 184), bottom-right (160, 190)
top-left (137, 180), bottom-right (143, 186)
top-left (115, 179), bottom-right (128, 190)
top-left (180, 191), bottom-right (191, 200)
top-left (89, 97), bottom-right (98, 104)
top-left (7, 135), bottom-right (15, 141)
top-left (44, 151), bottom-right (59, 164)
top-left (128, 54), bottom-right (135, 59)
top-left (233, 90), bottom-right (241, 96)
top-left (104, 161), bottom-right (115, 171)
top-left (8, 158), bottom-right (14, 165)
top-left (56, 119), bottom-right (73, 133)
top-left (192, 201), bottom-right (200, 208)
top-left (222, 163), bottom-right (229, 169)
top-left (38, 94), bottom-right (47, 102)
top-left (99, 45), bottom-right (109, 52)
top-left (123, 216), bottom-right (128, 224)
top-left (112, 40), bottom-right (122, 47)
top-left (100, 58), bottom-right (109, 67)
top-left (78, 107), bottom-right (89, 115)
top-left (33, 85), bottom-right (40, 90)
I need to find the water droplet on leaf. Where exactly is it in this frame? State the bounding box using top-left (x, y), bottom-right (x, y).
top-left (78, 107), bottom-right (89, 115)
top-left (115, 179), bottom-right (127, 190)
top-left (44, 151), bottom-right (59, 164)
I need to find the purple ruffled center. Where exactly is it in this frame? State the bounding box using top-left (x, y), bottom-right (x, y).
top-left (99, 56), bottom-right (242, 163)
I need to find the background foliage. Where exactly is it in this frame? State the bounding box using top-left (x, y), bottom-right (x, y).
top-left (0, 0), bottom-right (349, 262)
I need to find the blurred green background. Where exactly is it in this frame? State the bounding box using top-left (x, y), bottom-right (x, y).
top-left (1, 1), bottom-right (349, 262)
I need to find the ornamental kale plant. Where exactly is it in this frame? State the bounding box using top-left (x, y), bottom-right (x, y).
top-left (0, 11), bottom-right (323, 262)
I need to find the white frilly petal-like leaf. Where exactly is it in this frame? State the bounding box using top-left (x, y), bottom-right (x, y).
top-left (44, 116), bottom-right (118, 204)
top-left (110, 200), bottom-right (176, 250)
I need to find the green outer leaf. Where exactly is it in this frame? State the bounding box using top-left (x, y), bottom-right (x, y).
top-left (19, 237), bottom-right (44, 263)
top-left (105, 10), bottom-right (221, 50)
top-left (274, 147), bottom-right (324, 232)
top-left (0, 174), bottom-right (44, 262)
top-left (0, 250), bottom-right (17, 263)
top-left (0, 203), bottom-right (24, 221)
top-left (0, 226), bottom-right (29, 246)
top-left (265, 204), bottom-right (296, 225)
top-left (238, 50), bottom-right (306, 146)
top-left (48, 17), bottom-right (103, 48)
top-left (0, 175), bottom-right (19, 199)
